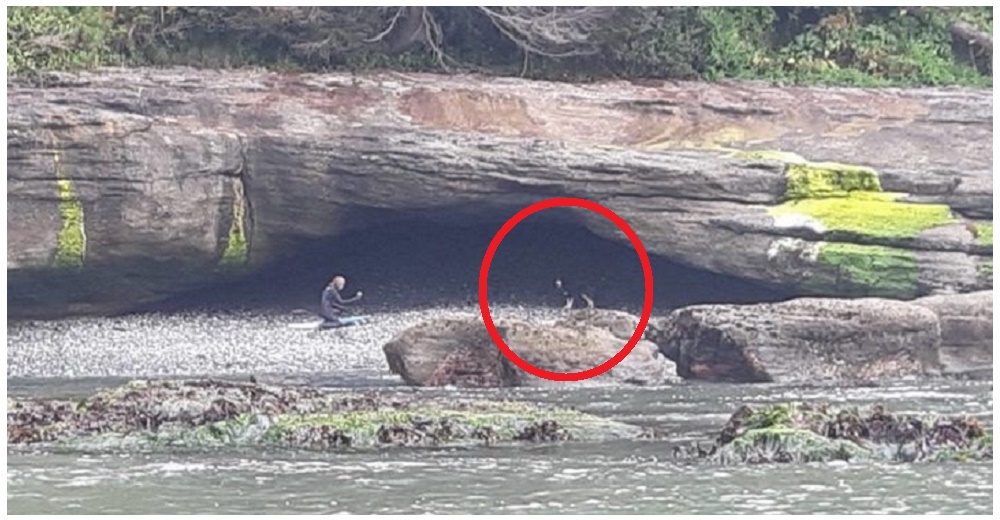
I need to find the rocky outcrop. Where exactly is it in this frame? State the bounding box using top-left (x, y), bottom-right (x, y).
top-left (7, 379), bottom-right (647, 450)
top-left (8, 69), bottom-right (992, 318)
top-left (646, 297), bottom-right (942, 383)
top-left (912, 291), bottom-right (992, 376)
top-left (692, 402), bottom-right (993, 464)
top-left (382, 310), bottom-right (676, 387)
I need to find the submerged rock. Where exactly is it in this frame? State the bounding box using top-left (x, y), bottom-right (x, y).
top-left (6, 379), bottom-right (646, 451)
top-left (382, 310), bottom-right (678, 387)
top-left (646, 297), bottom-right (942, 383)
top-left (698, 402), bottom-right (992, 464)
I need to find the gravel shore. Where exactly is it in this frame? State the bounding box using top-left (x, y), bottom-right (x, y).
top-left (7, 304), bottom-right (574, 379)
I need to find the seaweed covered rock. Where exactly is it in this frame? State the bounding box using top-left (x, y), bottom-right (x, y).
top-left (382, 312), bottom-right (677, 387)
top-left (6, 379), bottom-right (646, 451)
top-left (706, 402), bottom-right (992, 464)
top-left (912, 290), bottom-right (993, 377)
top-left (646, 297), bottom-right (941, 383)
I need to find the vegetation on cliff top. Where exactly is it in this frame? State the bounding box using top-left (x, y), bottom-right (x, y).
top-left (7, 6), bottom-right (992, 86)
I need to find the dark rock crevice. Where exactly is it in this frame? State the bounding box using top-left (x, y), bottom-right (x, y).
top-left (142, 207), bottom-right (791, 317)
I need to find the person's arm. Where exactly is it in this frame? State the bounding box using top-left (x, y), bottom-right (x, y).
top-left (330, 288), bottom-right (363, 306)
top-left (340, 290), bottom-right (363, 304)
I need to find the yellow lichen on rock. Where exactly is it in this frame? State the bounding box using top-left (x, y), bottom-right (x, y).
top-left (742, 148), bottom-right (960, 298)
top-left (771, 192), bottom-right (955, 239)
top-left (784, 161), bottom-right (882, 199)
top-left (53, 155), bottom-right (86, 268)
top-left (730, 149), bottom-right (881, 199)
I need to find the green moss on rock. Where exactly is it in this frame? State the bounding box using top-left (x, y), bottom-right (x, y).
top-left (802, 242), bottom-right (919, 299)
top-left (785, 161), bottom-right (882, 200)
top-left (771, 192), bottom-right (956, 239)
top-left (974, 222), bottom-right (993, 246)
top-left (53, 168), bottom-right (86, 268)
top-left (731, 149), bottom-right (881, 199)
top-left (218, 179), bottom-right (248, 270)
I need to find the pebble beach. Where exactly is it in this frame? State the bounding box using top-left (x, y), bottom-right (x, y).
top-left (7, 304), bottom-right (574, 379)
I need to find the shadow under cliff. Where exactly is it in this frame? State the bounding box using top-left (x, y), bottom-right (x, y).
top-left (148, 206), bottom-right (792, 316)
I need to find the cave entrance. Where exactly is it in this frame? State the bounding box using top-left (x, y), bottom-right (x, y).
top-left (157, 206), bottom-right (790, 314)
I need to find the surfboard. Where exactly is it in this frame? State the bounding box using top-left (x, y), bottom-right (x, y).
top-left (287, 315), bottom-right (371, 330)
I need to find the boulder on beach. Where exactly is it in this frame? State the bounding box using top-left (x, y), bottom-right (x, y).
top-left (911, 290), bottom-right (992, 377)
top-left (382, 310), bottom-right (678, 387)
top-left (645, 297), bottom-right (942, 384)
top-left (6, 379), bottom-right (647, 451)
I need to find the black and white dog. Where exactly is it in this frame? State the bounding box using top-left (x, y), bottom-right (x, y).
top-left (554, 277), bottom-right (595, 310)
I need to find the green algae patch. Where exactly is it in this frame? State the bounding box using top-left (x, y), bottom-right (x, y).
top-left (785, 162), bottom-right (882, 200)
top-left (8, 379), bottom-right (646, 452)
top-left (743, 149), bottom-right (962, 298)
top-left (53, 160), bottom-right (87, 268)
top-left (770, 192), bottom-right (956, 239)
top-left (730, 149), bottom-right (881, 199)
top-left (218, 178), bottom-right (248, 270)
top-left (705, 402), bottom-right (992, 465)
top-left (974, 222), bottom-right (993, 246)
top-left (802, 242), bottom-right (919, 298)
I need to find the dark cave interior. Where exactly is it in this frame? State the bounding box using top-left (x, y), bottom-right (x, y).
top-left (154, 206), bottom-right (792, 316)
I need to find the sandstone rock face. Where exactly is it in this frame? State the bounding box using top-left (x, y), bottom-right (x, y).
top-left (382, 311), bottom-right (677, 387)
top-left (8, 69), bottom-right (992, 318)
top-left (912, 290), bottom-right (992, 376)
top-left (645, 298), bottom-right (943, 383)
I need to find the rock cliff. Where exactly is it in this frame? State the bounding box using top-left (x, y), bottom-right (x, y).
top-left (7, 69), bottom-right (992, 317)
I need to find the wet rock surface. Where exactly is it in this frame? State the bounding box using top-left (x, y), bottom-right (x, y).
top-left (684, 402), bottom-right (994, 464)
top-left (6, 379), bottom-right (646, 451)
top-left (646, 297), bottom-right (942, 384)
top-left (382, 309), bottom-right (678, 387)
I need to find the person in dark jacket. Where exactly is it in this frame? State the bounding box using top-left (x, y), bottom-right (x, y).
top-left (319, 275), bottom-right (363, 328)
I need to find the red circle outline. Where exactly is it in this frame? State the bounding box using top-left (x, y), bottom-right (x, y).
top-left (478, 197), bottom-right (654, 381)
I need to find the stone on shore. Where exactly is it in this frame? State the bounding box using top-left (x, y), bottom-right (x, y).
top-left (645, 297), bottom-right (941, 383)
top-left (911, 290), bottom-right (992, 377)
top-left (382, 310), bottom-right (678, 387)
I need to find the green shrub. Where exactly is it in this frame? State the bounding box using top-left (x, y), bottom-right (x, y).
top-left (7, 6), bottom-right (122, 74)
top-left (7, 6), bottom-right (992, 87)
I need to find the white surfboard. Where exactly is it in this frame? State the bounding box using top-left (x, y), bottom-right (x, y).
top-left (288, 319), bottom-right (326, 330)
top-left (287, 315), bottom-right (371, 330)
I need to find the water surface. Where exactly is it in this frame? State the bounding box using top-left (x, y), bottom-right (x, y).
top-left (8, 377), bottom-right (993, 514)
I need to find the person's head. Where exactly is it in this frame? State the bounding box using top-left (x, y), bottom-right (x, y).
top-left (331, 276), bottom-right (346, 290)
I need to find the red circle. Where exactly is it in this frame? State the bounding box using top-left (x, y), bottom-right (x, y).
top-left (478, 197), bottom-right (654, 382)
